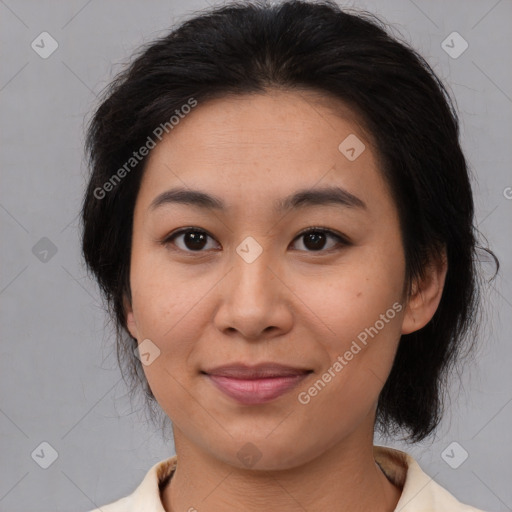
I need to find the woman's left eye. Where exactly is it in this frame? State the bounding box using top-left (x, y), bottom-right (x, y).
top-left (291, 228), bottom-right (349, 252)
top-left (162, 227), bottom-right (349, 253)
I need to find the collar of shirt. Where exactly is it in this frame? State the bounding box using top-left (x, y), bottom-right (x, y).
top-left (89, 445), bottom-right (487, 512)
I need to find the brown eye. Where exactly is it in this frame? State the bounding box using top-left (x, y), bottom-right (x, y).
top-left (164, 228), bottom-right (219, 252)
top-left (291, 228), bottom-right (349, 252)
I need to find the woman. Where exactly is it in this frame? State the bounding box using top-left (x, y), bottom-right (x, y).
top-left (82, 1), bottom-right (497, 510)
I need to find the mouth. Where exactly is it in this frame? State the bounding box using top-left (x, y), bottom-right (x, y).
top-left (201, 363), bottom-right (313, 405)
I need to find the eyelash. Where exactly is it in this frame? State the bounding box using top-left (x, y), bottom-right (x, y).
top-left (161, 226), bottom-right (351, 255)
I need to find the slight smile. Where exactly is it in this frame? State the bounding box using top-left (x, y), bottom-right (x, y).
top-left (202, 363), bottom-right (313, 405)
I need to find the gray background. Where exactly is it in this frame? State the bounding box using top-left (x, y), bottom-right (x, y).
top-left (0, 0), bottom-right (511, 511)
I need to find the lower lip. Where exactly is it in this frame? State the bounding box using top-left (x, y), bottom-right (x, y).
top-left (206, 374), bottom-right (310, 405)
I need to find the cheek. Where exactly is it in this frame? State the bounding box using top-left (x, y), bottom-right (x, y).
top-left (295, 241), bottom-right (405, 339)
top-left (129, 278), bottom-right (204, 420)
top-left (294, 288), bottom-right (404, 436)
top-left (294, 243), bottom-right (405, 398)
top-left (129, 241), bottom-right (196, 336)
top-left (128, 251), bottom-right (200, 387)
top-left (130, 276), bottom-right (203, 372)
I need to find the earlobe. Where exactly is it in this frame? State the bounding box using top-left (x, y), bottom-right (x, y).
top-left (401, 249), bottom-right (448, 335)
top-left (124, 296), bottom-right (139, 340)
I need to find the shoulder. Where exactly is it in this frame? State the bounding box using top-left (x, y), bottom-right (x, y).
top-left (87, 494), bottom-right (131, 512)
top-left (86, 456), bottom-right (178, 512)
top-left (374, 445), bottom-right (488, 512)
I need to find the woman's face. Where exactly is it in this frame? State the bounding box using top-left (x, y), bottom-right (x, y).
top-left (126, 90), bottom-right (414, 469)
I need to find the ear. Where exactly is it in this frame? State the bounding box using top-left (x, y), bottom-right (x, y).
top-left (401, 247), bottom-right (448, 335)
top-left (123, 295), bottom-right (140, 340)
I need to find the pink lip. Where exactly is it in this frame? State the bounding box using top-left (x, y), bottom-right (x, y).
top-left (203, 363), bottom-right (312, 405)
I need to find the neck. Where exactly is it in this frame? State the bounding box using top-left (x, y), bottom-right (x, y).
top-left (162, 429), bottom-right (402, 512)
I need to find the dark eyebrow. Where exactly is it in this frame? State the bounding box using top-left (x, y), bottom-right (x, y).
top-left (149, 185), bottom-right (367, 213)
top-left (150, 188), bottom-right (224, 211)
top-left (276, 185), bottom-right (366, 212)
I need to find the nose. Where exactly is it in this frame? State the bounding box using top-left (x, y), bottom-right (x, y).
top-left (212, 244), bottom-right (294, 341)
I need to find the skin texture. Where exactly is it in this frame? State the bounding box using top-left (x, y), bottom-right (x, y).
top-left (125, 89), bottom-right (447, 512)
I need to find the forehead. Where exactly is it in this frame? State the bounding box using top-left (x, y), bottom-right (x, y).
top-left (136, 89), bottom-right (390, 216)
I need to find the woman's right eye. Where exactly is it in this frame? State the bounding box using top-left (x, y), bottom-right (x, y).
top-left (162, 228), bottom-right (220, 253)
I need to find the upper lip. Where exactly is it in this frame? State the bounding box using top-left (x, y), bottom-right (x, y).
top-left (202, 363), bottom-right (312, 379)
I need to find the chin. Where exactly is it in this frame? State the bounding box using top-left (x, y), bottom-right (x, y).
top-left (209, 432), bottom-right (322, 472)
